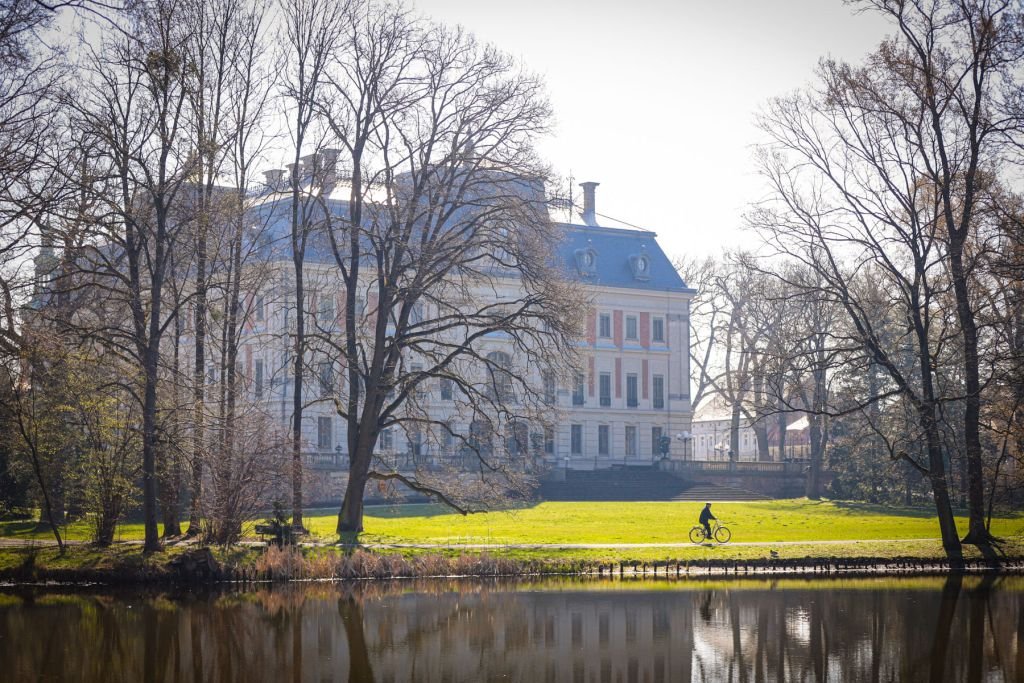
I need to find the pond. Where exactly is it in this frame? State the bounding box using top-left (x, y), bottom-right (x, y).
top-left (0, 575), bottom-right (1021, 682)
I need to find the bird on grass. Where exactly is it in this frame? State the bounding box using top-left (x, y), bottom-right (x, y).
top-left (769, 550), bottom-right (780, 559)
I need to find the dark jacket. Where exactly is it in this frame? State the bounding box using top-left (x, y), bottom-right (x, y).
top-left (699, 507), bottom-right (716, 525)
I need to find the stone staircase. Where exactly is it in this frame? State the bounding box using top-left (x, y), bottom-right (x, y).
top-left (539, 466), bottom-right (771, 502)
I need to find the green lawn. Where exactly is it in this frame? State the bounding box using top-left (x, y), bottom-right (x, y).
top-left (4, 500), bottom-right (1023, 547)
top-left (303, 499), bottom-right (1024, 546)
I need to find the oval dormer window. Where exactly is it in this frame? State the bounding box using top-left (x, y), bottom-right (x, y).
top-left (582, 252), bottom-right (594, 267)
top-left (636, 256), bottom-right (648, 272)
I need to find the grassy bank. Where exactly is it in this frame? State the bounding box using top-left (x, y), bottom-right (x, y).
top-left (1, 535), bottom-right (1022, 585)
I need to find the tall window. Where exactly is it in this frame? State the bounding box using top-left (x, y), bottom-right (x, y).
top-left (440, 378), bottom-right (454, 401)
top-left (317, 416), bottom-right (333, 449)
top-left (318, 296), bottom-right (334, 323)
top-left (652, 426), bottom-right (664, 456)
top-left (626, 374), bottom-right (638, 408)
top-left (255, 295), bottom-right (265, 322)
top-left (653, 375), bottom-right (665, 409)
top-left (598, 425), bottom-right (609, 455)
top-left (598, 313), bottom-right (611, 338)
top-left (319, 362), bottom-right (334, 397)
top-left (407, 428), bottom-right (422, 456)
top-left (544, 427), bottom-right (554, 454)
top-left (379, 428), bottom-right (393, 450)
top-left (652, 317), bottom-right (665, 343)
top-left (625, 315), bottom-right (638, 340)
top-left (543, 372), bottom-right (556, 405)
top-left (572, 373), bottom-right (585, 406)
top-left (254, 360), bottom-right (264, 399)
top-left (411, 363), bottom-right (425, 398)
top-left (599, 373), bottom-right (611, 407)
top-left (486, 351), bottom-right (514, 401)
top-left (625, 426), bottom-right (637, 457)
top-left (570, 424), bottom-right (583, 454)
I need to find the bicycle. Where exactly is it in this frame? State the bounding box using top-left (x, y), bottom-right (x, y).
top-left (689, 520), bottom-right (732, 544)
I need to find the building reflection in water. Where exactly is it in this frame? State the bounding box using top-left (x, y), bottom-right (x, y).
top-left (0, 576), bottom-right (1021, 682)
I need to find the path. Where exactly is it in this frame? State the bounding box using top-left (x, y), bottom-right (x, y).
top-left (0, 537), bottom-right (942, 550)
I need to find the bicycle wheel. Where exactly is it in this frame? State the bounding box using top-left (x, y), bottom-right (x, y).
top-left (689, 526), bottom-right (705, 544)
top-left (714, 526), bottom-right (732, 543)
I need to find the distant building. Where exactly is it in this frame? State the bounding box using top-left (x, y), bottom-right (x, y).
top-left (690, 395), bottom-right (810, 462)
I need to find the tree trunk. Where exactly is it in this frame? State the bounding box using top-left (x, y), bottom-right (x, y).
top-left (142, 344), bottom-right (162, 553)
top-left (754, 422), bottom-right (770, 461)
top-left (951, 242), bottom-right (988, 545)
top-left (805, 414), bottom-right (823, 500)
top-left (291, 266), bottom-right (305, 530)
top-left (776, 412), bottom-right (787, 461)
top-left (338, 470), bottom-right (367, 534)
top-left (923, 415), bottom-right (961, 560)
top-left (186, 225), bottom-right (208, 538)
top-left (729, 403), bottom-right (741, 460)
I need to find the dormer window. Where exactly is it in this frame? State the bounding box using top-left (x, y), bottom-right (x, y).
top-left (575, 247), bottom-right (598, 276)
top-left (629, 252), bottom-right (651, 281)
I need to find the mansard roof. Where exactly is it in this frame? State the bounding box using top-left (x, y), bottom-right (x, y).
top-left (246, 194), bottom-right (692, 294)
top-left (557, 223), bottom-right (692, 293)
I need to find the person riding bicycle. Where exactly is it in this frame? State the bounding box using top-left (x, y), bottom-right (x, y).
top-left (699, 502), bottom-right (716, 539)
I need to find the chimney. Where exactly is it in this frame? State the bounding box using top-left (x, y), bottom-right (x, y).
top-left (580, 181), bottom-right (599, 227)
top-left (321, 148), bottom-right (341, 183)
top-left (286, 162), bottom-right (302, 182)
top-left (263, 169), bottom-right (285, 188)
top-left (301, 153), bottom-right (320, 175)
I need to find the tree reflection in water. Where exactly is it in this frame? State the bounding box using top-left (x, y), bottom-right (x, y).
top-left (0, 576), bottom-right (1021, 682)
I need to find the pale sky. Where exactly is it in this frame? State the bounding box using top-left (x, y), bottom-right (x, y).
top-left (413, 0), bottom-right (894, 261)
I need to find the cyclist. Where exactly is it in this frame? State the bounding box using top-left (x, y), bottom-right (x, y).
top-left (698, 502), bottom-right (716, 540)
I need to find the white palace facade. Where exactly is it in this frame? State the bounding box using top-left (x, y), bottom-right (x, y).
top-left (227, 180), bottom-right (695, 480)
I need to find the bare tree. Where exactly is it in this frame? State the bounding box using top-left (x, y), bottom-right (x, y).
top-left (268, 1), bottom-right (582, 533)
top-left (67, 0), bottom-right (198, 552)
top-left (752, 80), bottom-right (968, 558)
top-left (277, 0), bottom-right (346, 530)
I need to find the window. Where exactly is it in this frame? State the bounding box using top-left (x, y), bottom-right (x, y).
top-left (652, 317), bottom-right (665, 343)
top-left (653, 375), bottom-right (665, 410)
top-left (254, 359), bottom-right (264, 399)
top-left (599, 373), bottom-right (611, 407)
top-left (598, 425), bottom-right (609, 455)
top-left (544, 427), bottom-right (554, 454)
top-left (543, 372), bottom-right (556, 405)
top-left (379, 428), bottom-right (393, 451)
top-left (319, 362), bottom-right (334, 397)
top-left (625, 315), bottom-right (638, 340)
top-left (652, 426), bottom-right (664, 456)
top-left (572, 373), bottom-right (585, 406)
top-left (443, 422), bottom-right (455, 450)
top-left (318, 296), bottom-right (334, 323)
top-left (317, 416), bottom-right (332, 449)
top-left (506, 422), bottom-right (527, 456)
top-left (598, 314), bottom-right (611, 338)
top-left (626, 374), bottom-right (638, 408)
top-left (440, 377), bottom-right (454, 401)
top-left (486, 351), bottom-right (514, 401)
top-left (255, 295), bottom-right (265, 322)
top-left (407, 428), bottom-right (422, 456)
top-left (409, 302), bottom-right (423, 324)
top-left (571, 424), bottom-right (582, 455)
top-left (410, 364), bottom-right (426, 398)
top-left (625, 426), bottom-right (637, 457)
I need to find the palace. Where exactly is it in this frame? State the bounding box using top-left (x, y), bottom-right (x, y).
top-left (198, 178), bottom-right (695, 495)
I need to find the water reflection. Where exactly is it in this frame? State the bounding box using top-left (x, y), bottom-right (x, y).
top-left (1, 576), bottom-right (1021, 682)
